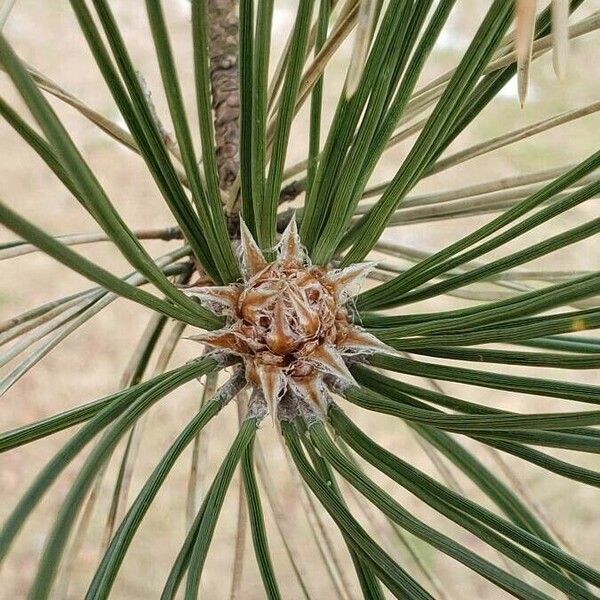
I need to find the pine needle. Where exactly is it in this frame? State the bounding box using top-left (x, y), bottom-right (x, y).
top-left (516, 0), bottom-right (538, 107)
top-left (552, 0), bottom-right (569, 78)
top-left (345, 0), bottom-right (377, 98)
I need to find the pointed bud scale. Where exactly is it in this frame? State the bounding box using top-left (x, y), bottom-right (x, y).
top-left (278, 214), bottom-right (305, 264)
top-left (256, 364), bottom-right (287, 418)
top-left (329, 262), bottom-right (377, 301)
top-left (309, 344), bottom-right (356, 386)
top-left (337, 327), bottom-right (395, 356)
top-left (183, 285), bottom-right (241, 316)
top-left (290, 376), bottom-right (327, 413)
top-left (188, 328), bottom-right (248, 355)
top-left (240, 220), bottom-right (268, 276)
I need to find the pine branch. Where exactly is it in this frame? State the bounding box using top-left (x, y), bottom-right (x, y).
top-left (208, 0), bottom-right (241, 191)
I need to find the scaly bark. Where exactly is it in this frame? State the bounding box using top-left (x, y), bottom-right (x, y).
top-left (208, 0), bottom-right (241, 191)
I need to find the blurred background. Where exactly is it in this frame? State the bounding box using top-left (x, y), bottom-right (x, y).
top-left (1, 1), bottom-right (599, 598)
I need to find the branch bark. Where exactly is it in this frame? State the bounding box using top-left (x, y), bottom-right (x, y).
top-left (208, 0), bottom-right (241, 191)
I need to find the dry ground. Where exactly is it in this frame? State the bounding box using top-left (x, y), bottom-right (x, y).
top-left (1, 1), bottom-right (599, 598)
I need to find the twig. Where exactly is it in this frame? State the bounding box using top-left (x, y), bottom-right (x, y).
top-left (0, 226), bottom-right (182, 261)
